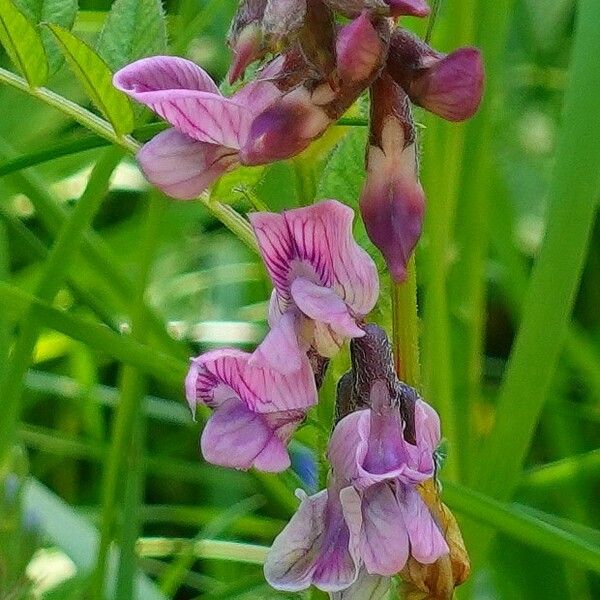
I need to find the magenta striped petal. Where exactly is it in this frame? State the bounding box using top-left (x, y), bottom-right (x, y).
top-left (248, 211), bottom-right (295, 300)
top-left (283, 200), bottom-right (379, 317)
top-left (114, 56), bottom-right (251, 148)
top-left (113, 56), bottom-right (220, 96)
top-left (186, 347), bottom-right (317, 414)
top-left (137, 129), bottom-right (238, 199)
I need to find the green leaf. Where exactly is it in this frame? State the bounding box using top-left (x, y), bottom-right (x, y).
top-left (0, 0), bottom-right (48, 86)
top-left (96, 0), bottom-right (167, 71)
top-left (46, 23), bottom-right (135, 135)
top-left (443, 482), bottom-right (600, 574)
top-left (316, 127), bottom-right (367, 208)
top-left (12, 0), bottom-right (77, 74)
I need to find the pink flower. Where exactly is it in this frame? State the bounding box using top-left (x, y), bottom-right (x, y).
top-left (248, 200), bottom-right (379, 372)
top-left (114, 12), bottom-right (385, 198)
top-left (113, 55), bottom-right (285, 199)
top-left (264, 381), bottom-right (448, 593)
top-left (185, 348), bottom-right (317, 472)
top-left (360, 73), bottom-right (425, 282)
top-left (239, 12), bottom-right (386, 165)
top-left (388, 29), bottom-right (484, 122)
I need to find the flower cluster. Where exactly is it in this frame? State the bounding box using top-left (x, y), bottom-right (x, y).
top-left (114, 0), bottom-right (483, 280)
top-left (265, 325), bottom-right (450, 598)
top-left (185, 200), bottom-right (379, 472)
top-left (113, 1), bottom-right (480, 596)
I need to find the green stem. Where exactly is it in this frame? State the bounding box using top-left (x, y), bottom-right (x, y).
top-left (0, 67), bottom-right (139, 153)
top-left (0, 150), bottom-right (122, 470)
top-left (110, 195), bottom-right (165, 600)
top-left (391, 257), bottom-right (421, 387)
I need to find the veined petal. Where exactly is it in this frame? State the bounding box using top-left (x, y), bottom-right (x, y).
top-left (401, 487), bottom-right (449, 564)
top-left (200, 398), bottom-right (292, 471)
top-left (113, 56), bottom-right (220, 96)
top-left (114, 57), bottom-right (251, 148)
top-left (342, 483), bottom-right (410, 576)
top-left (249, 211), bottom-right (295, 299)
top-left (284, 200), bottom-right (379, 317)
top-left (336, 11), bottom-right (382, 84)
top-left (186, 347), bottom-right (317, 413)
top-left (291, 278), bottom-right (365, 338)
top-left (265, 486), bottom-right (359, 592)
top-left (137, 129), bottom-right (238, 199)
top-left (264, 489), bottom-right (329, 591)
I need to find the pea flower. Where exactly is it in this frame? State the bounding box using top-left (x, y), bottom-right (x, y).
top-left (248, 200), bottom-right (379, 372)
top-left (114, 12), bottom-right (385, 198)
top-left (264, 382), bottom-right (448, 594)
top-left (113, 55), bottom-right (285, 199)
top-left (185, 348), bottom-right (317, 472)
top-left (360, 72), bottom-right (425, 282)
top-left (387, 29), bottom-right (484, 122)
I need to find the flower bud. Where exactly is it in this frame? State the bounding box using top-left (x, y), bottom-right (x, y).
top-left (388, 29), bottom-right (484, 122)
top-left (227, 0), bottom-right (268, 82)
top-left (360, 73), bottom-right (425, 281)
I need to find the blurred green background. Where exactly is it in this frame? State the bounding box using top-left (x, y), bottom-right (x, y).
top-left (0, 0), bottom-right (599, 598)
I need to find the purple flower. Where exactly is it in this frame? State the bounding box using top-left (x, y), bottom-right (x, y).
top-left (361, 73), bottom-right (425, 282)
top-left (248, 200), bottom-right (379, 371)
top-left (387, 29), bottom-right (484, 122)
top-left (185, 347), bottom-right (317, 472)
top-left (264, 380), bottom-right (448, 593)
top-left (113, 55), bottom-right (285, 199)
top-left (239, 12), bottom-right (386, 165)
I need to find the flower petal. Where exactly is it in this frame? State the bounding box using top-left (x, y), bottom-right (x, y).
top-left (328, 410), bottom-right (370, 483)
top-left (410, 47), bottom-right (484, 122)
top-left (186, 347), bottom-right (317, 413)
top-left (137, 129), bottom-right (237, 199)
top-left (200, 398), bottom-right (291, 471)
top-left (114, 57), bottom-right (251, 148)
top-left (291, 278), bottom-right (365, 338)
top-left (248, 309), bottom-right (304, 374)
top-left (265, 487), bottom-right (359, 592)
top-left (113, 56), bottom-right (220, 96)
top-left (345, 482), bottom-right (410, 576)
top-left (248, 211), bottom-right (295, 300)
top-left (361, 124), bottom-right (425, 282)
top-left (386, 0), bottom-right (430, 17)
top-left (402, 487), bottom-right (449, 564)
top-left (336, 11), bottom-right (382, 83)
top-left (284, 200), bottom-right (379, 316)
